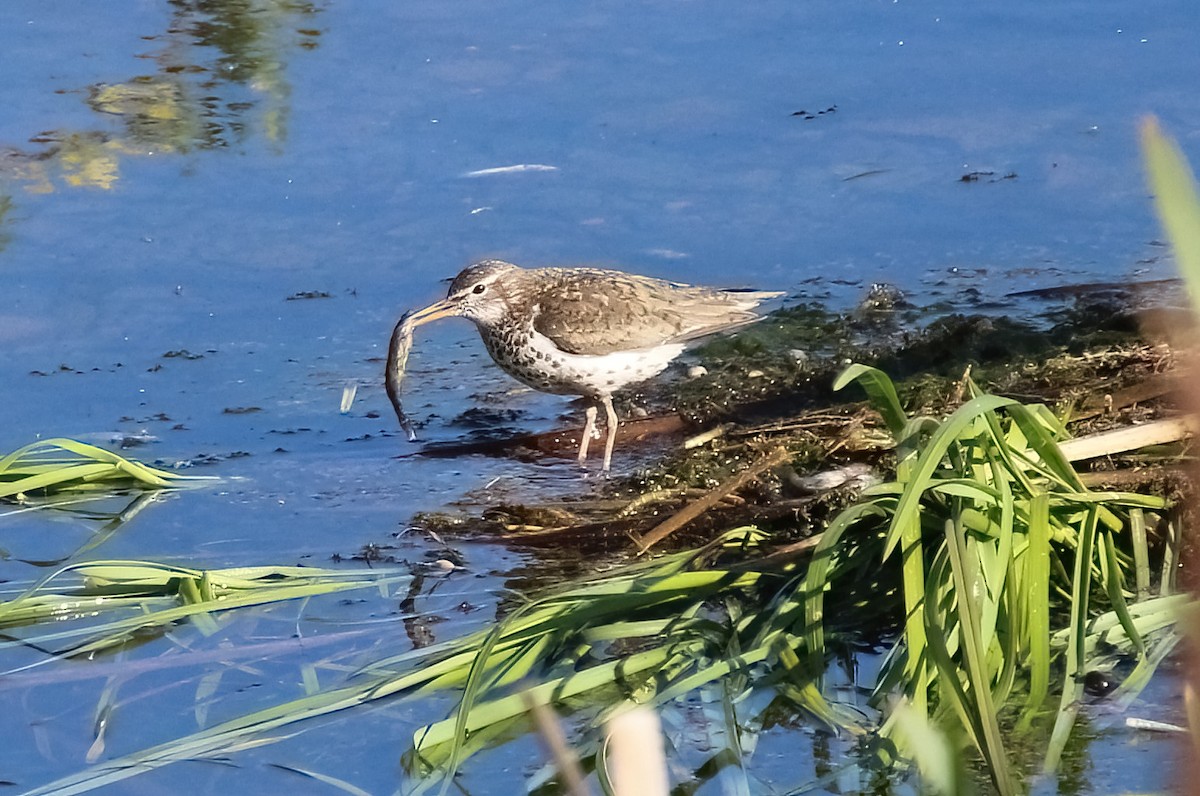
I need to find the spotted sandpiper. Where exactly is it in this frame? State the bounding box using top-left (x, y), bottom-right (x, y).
top-left (393, 260), bottom-right (782, 472)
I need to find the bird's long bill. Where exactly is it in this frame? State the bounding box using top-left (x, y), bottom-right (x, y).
top-left (404, 298), bottom-right (459, 328)
top-left (385, 298), bottom-right (459, 442)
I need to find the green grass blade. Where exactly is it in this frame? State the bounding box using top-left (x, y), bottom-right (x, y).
top-left (795, 496), bottom-right (894, 673)
top-left (0, 562), bottom-right (410, 663)
top-left (1129, 509), bottom-right (1151, 600)
top-left (882, 394), bottom-right (1016, 560)
top-left (0, 438), bottom-right (215, 498)
top-left (833, 364), bottom-right (909, 437)
top-left (1099, 531), bottom-right (1144, 656)
top-left (920, 549), bottom-right (981, 751)
top-left (1043, 506), bottom-right (1098, 772)
top-left (1141, 117), bottom-right (1200, 309)
top-left (1004, 404), bottom-right (1085, 491)
top-left (896, 500), bottom-right (929, 716)
top-left (1020, 493), bottom-right (1051, 726)
top-left (943, 517), bottom-right (1017, 796)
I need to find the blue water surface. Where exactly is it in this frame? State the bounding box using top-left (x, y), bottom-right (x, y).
top-left (0, 1), bottom-right (1195, 793)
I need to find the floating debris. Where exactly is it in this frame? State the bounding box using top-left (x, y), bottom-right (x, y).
top-left (462, 163), bottom-right (558, 177)
top-left (790, 105), bottom-right (837, 120)
top-left (340, 382), bottom-right (357, 414)
top-left (162, 349), bottom-right (204, 360)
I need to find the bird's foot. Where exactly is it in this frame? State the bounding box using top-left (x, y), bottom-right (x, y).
top-left (574, 461), bottom-right (612, 480)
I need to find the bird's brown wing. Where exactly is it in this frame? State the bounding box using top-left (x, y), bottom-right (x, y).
top-left (529, 269), bottom-right (765, 356)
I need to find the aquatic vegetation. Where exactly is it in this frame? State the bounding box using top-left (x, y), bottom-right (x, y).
top-left (0, 561), bottom-right (410, 670)
top-left (1142, 117), bottom-right (1200, 308)
top-left (800, 365), bottom-right (1180, 791)
top-left (10, 117), bottom-right (1200, 796)
top-left (0, 437), bottom-right (214, 501)
top-left (17, 366), bottom-right (1185, 795)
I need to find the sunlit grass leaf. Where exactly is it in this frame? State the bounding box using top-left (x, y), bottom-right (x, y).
top-left (889, 697), bottom-right (970, 796)
top-left (1019, 492), bottom-right (1051, 727)
top-left (1141, 116), bottom-right (1200, 311)
top-left (0, 438), bottom-right (214, 500)
top-left (0, 560), bottom-right (410, 665)
top-left (834, 363), bottom-right (908, 436)
top-left (941, 516), bottom-right (1016, 795)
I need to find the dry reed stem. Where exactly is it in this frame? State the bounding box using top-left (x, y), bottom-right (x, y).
top-left (633, 446), bottom-right (791, 554)
top-left (523, 692), bottom-right (590, 796)
top-left (1058, 415), bottom-right (1198, 462)
top-left (604, 707), bottom-right (669, 796)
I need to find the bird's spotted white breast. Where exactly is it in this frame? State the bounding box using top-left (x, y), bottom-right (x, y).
top-left (480, 316), bottom-right (685, 398)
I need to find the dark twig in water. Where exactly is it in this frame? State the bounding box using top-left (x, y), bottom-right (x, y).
top-left (386, 311), bottom-right (419, 442)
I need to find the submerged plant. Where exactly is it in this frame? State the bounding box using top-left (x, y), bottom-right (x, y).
top-left (0, 560), bottom-right (411, 670)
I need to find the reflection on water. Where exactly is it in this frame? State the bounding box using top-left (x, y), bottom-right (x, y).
top-left (0, 491), bottom-right (165, 568)
top-left (89, 79), bottom-right (199, 156)
top-left (0, 194), bottom-right (10, 251)
top-left (3, 0), bottom-right (322, 193)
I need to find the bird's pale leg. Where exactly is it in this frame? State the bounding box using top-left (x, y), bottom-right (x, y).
top-left (578, 404), bottom-right (599, 464)
top-left (601, 395), bottom-right (619, 473)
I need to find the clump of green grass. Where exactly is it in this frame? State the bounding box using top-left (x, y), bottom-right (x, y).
top-left (389, 363), bottom-right (1182, 794)
top-left (16, 531), bottom-right (776, 795)
top-left (0, 437), bottom-right (213, 500)
top-left (795, 364), bottom-right (1179, 792)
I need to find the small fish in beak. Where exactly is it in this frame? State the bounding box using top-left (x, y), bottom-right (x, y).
top-left (384, 298), bottom-right (462, 441)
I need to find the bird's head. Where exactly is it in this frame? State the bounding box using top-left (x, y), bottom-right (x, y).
top-left (405, 259), bottom-right (521, 329)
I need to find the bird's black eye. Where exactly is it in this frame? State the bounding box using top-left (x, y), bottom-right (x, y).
top-left (472, 283), bottom-right (486, 294)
